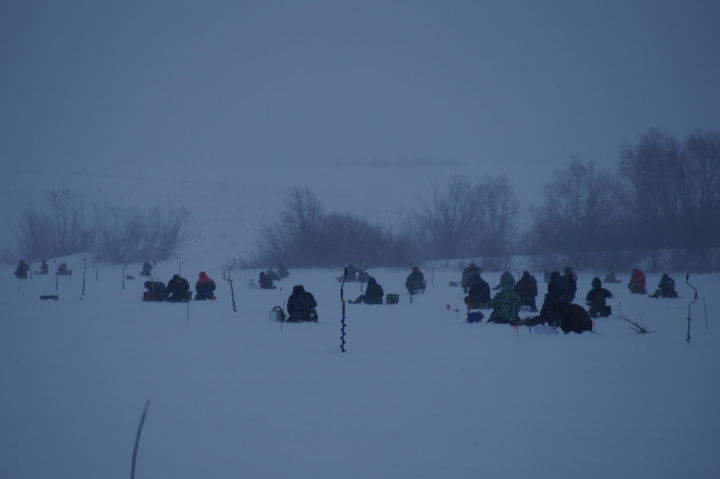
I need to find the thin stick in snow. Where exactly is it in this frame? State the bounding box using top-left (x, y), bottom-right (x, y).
top-left (130, 398), bottom-right (151, 479)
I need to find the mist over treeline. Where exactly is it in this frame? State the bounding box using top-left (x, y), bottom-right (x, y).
top-left (4, 129), bottom-right (720, 272)
top-left (251, 129), bottom-right (720, 272)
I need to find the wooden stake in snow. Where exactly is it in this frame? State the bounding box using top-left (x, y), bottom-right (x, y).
top-left (686, 274), bottom-right (698, 343)
top-left (130, 398), bottom-right (151, 479)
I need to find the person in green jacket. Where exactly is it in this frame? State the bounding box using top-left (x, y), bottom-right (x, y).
top-left (487, 275), bottom-right (521, 324)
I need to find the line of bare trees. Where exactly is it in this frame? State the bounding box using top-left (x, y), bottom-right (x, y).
top-left (6, 189), bottom-right (189, 264)
top-left (253, 129), bottom-right (720, 272)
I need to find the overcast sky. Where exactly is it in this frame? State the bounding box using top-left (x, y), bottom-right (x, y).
top-left (1, 0), bottom-right (718, 180)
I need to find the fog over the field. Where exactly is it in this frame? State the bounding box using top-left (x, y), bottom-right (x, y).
top-left (1, 1), bottom-right (719, 262)
top-left (3, 0), bottom-right (719, 176)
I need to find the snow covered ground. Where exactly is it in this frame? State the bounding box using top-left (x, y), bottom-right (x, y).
top-left (1, 259), bottom-right (718, 478)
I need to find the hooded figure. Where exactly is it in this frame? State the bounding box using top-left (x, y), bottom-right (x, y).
top-left (514, 271), bottom-right (538, 311)
top-left (561, 267), bottom-right (577, 302)
top-left (259, 271), bottom-right (275, 289)
top-left (166, 274), bottom-right (190, 302)
top-left (651, 274), bottom-right (678, 298)
top-left (141, 261), bottom-right (153, 277)
top-left (464, 273), bottom-right (491, 309)
top-left (488, 277), bottom-right (521, 324)
top-left (14, 260), bottom-right (29, 279)
top-left (461, 263), bottom-right (481, 293)
top-left (350, 277), bottom-right (384, 304)
top-left (287, 285), bottom-right (318, 322)
top-left (539, 280), bottom-right (565, 326)
top-left (405, 266), bottom-right (426, 295)
top-left (628, 269), bottom-right (647, 294)
top-left (493, 271), bottom-right (516, 290)
top-left (586, 277), bottom-right (613, 317)
top-left (143, 280), bottom-right (167, 301)
top-left (195, 272), bottom-right (216, 300)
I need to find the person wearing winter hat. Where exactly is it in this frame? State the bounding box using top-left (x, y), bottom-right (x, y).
top-left (405, 266), bottom-right (426, 295)
top-left (195, 271), bottom-right (217, 300)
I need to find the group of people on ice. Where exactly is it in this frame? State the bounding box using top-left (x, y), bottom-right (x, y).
top-left (459, 263), bottom-right (680, 334)
top-left (14, 259), bottom-right (67, 278)
top-left (143, 271), bottom-right (217, 302)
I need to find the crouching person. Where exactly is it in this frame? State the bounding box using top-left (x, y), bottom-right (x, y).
top-left (287, 285), bottom-right (318, 322)
top-left (349, 277), bottom-right (384, 304)
top-left (405, 266), bottom-right (426, 295)
top-left (487, 277), bottom-right (521, 324)
top-left (166, 274), bottom-right (190, 302)
top-left (650, 274), bottom-right (678, 298)
top-left (586, 277), bottom-right (613, 317)
top-left (195, 272), bottom-right (216, 300)
top-left (143, 281), bottom-right (167, 301)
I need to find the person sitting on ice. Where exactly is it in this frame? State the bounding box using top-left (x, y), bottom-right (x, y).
top-left (36, 260), bottom-right (49, 275)
top-left (57, 262), bottom-right (71, 275)
top-left (267, 269), bottom-right (281, 281)
top-left (143, 280), bottom-right (167, 301)
top-left (561, 266), bottom-right (578, 302)
top-left (585, 277), bottom-right (613, 317)
top-left (461, 263), bottom-right (481, 293)
top-left (258, 271), bottom-right (276, 289)
top-left (349, 276), bottom-right (384, 304)
top-left (286, 285), bottom-right (318, 322)
top-left (405, 266), bottom-right (426, 295)
top-left (604, 267), bottom-right (620, 283)
top-left (195, 272), bottom-right (217, 300)
top-left (166, 274), bottom-right (190, 302)
top-left (140, 261), bottom-right (153, 277)
top-left (492, 270), bottom-right (515, 290)
top-left (537, 280), bottom-right (565, 327)
top-left (14, 260), bottom-right (29, 279)
top-left (523, 300), bottom-right (593, 334)
top-left (464, 272), bottom-right (491, 309)
top-left (278, 264), bottom-right (289, 278)
top-left (650, 273), bottom-right (678, 298)
top-left (514, 271), bottom-right (538, 312)
top-left (628, 268), bottom-right (647, 294)
top-left (487, 275), bottom-right (521, 324)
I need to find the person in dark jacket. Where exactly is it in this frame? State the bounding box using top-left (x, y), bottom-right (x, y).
top-left (405, 266), bottom-right (426, 295)
top-left (286, 285), bottom-right (318, 322)
top-left (349, 276), bottom-right (384, 304)
top-left (514, 271), bottom-right (538, 312)
top-left (258, 271), bottom-right (275, 289)
top-left (166, 274), bottom-right (190, 302)
top-left (14, 260), bottom-right (29, 279)
top-left (539, 280), bottom-right (565, 327)
top-left (561, 267), bottom-right (577, 302)
top-left (267, 269), bottom-right (281, 281)
top-left (628, 268), bottom-right (647, 294)
top-left (278, 264), bottom-right (289, 278)
top-left (523, 285), bottom-right (593, 334)
top-left (493, 270), bottom-right (516, 290)
top-left (57, 262), bottom-right (71, 275)
top-left (586, 277), bottom-right (613, 317)
top-left (195, 272), bottom-right (216, 300)
top-left (461, 263), bottom-right (481, 293)
top-left (559, 303), bottom-right (593, 334)
top-left (650, 274), bottom-right (678, 298)
top-left (36, 260), bottom-right (49, 275)
top-left (464, 273), bottom-right (491, 309)
top-left (143, 281), bottom-right (167, 301)
top-left (140, 261), bottom-right (153, 277)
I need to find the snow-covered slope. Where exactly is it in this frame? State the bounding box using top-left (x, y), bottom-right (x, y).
top-left (1, 261), bottom-right (717, 478)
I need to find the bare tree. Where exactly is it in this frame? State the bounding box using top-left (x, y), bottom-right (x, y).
top-left (530, 157), bottom-right (618, 255)
top-left (620, 129), bottom-right (720, 270)
top-left (417, 175), bottom-right (518, 263)
top-left (92, 205), bottom-right (190, 263)
top-left (10, 189), bottom-right (92, 260)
